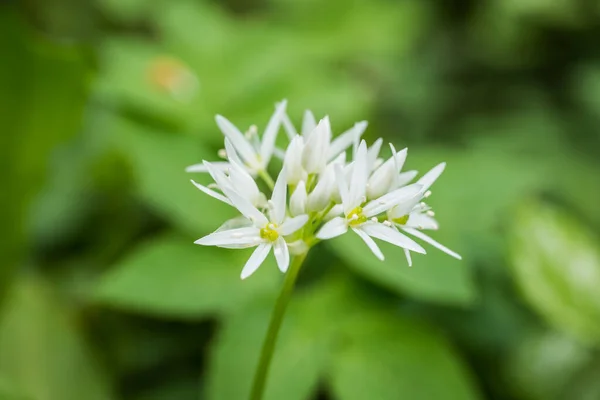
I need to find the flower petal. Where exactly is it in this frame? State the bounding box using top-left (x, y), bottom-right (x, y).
top-left (221, 186), bottom-right (269, 226)
top-left (316, 217), bottom-right (348, 240)
top-left (348, 140), bottom-right (368, 210)
top-left (366, 138), bottom-right (383, 172)
top-left (403, 227), bottom-right (462, 260)
top-left (186, 161), bottom-right (230, 173)
top-left (360, 223), bottom-right (426, 254)
top-left (224, 138), bottom-right (245, 169)
top-left (203, 161), bottom-right (233, 192)
top-left (273, 237), bottom-right (290, 273)
top-left (302, 116), bottom-right (331, 173)
top-left (417, 162), bottom-right (445, 192)
top-left (216, 115), bottom-right (259, 167)
top-left (406, 212), bottom-right (439, 230)
top-left (241, 243), bottom-right (272, 279)
top-left (396, 170), bottom-right (418, 187)
top-left (270, 168), bottom-right (287, 224)
top-left (363, 183), bottom-right (423, 217)
top-left (190, 179), bottom-right (232, 205)
top-left (228, 161), bottom-right (262, 206)
top-left (281, 105), bottom-right (298, 139)
top-left (328, 120), bottom-right (367, 160)
top-left (334, 164), bottom-right (350, 212)
top-left (353, 227), bottom-right (384, 261)
top-left (278, 214), bottom-right (309, 236)
top-left (302, 110), bottom-right (317, 137)
top-left (289, 181), bottom-right (307, 217)
top-left (404, 248), bottom-right (413, 267)
top-left (195, 226), bottom-right (260, 247)
top-left (260, 100), bottom-right (287, 164)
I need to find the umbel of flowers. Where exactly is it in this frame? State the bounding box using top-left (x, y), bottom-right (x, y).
top-left (188, 100), bottom-right (461, 279)
top-left (187, 100), bottom-right (462, 400)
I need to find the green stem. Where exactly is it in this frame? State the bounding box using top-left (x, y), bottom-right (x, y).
top-left (258, 170), bottom-right (275, 191)
top-left (249, 252), bottom-right (308, 400)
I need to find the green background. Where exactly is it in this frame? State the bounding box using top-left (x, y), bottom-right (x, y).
top-left (1, 0), bottom-right (600, 399)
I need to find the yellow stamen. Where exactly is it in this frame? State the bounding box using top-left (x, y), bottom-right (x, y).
top-left (347, 207), bottom-right (367, 227)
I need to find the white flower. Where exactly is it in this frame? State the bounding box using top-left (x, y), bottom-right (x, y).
top-left (302, 117), bottom-right (332, 174)
top-left (366, 144), bottom-right (407, 200)
top-left (195, 168), bottom-right (309, 279)
top-left (186, 100), bottom-right (288, 175)
top-left (283, 135), bottom-right (307, 185)
top-left (289, 181), bottom-right (307, 217)
top-left (387, 162), bottom-right (461, 265)
top-left (316, 141), bottom-right (426, 260)
top-left (190, 157), bottom-right (267, 208)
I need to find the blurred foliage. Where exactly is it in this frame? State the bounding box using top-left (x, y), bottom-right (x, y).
top-left (1, 0), bottom-right (600, 399)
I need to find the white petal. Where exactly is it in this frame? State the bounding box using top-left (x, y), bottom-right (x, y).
top-left (190, 179), bottom-right (232, 205)
top-left (393, 146), bottom-right (408, 173)
top-left (215, 216), bottom-right (253, 232)
top-left (302, 117), bottom-right (331, 173)
top-left (334, 164), bottom-right (350, 212)
top-left (348, 140), bottom-right (368, 211)
top-left (283, 135), bottom-right (306, 185)
top-left (360, 223), bottom-right (426, 254)
top-left (278, 214), bottom-right (309, 236)
top-left (316, 217), bottom-right (348, 240)
top-left (328, 120), bottom-right (367, 160)
top-left (302, 110), bottom-right (317, 137)
top-left (289, 181), bottom-right (307, 217)
top-left (396, 170), bottom-right (418, 187)
top-left (224, 138), bottom-right (245, 169)
top-left (363, 183), bottom-right (423, 217)
top-left (403, 227), bottom-right (462, 260)
top-left (281, 107), bottom-right (298, 140)
top-left (241, 243), bottom-right (272, 279)
top-left (270, 168), bottom-right (287, 224)
top-left (353, 228), bottom-right (384, 261)
top-left (216, 115), bottom-right (259, 167)
top-left (195, 226), bottom-right (260, 247)
top-left (367, 160), bottom-right (396, 200)
top-left (306, 166), bottom-right (334, 212)
top-left (221, 186), bottom-right (269, 226)
top-left (367, 138), bottom-right (383, 171)
top-left (203, 161), bottom-right (233, 192)
top-left (186, 161), bottom-right (229, 173)
top-left (260, 100), bottom-right (287, 165)
top-left (404, 249), bottom-right (413, 267)
top-left (228, 161), bottom-right (262, 205)
top-left (273, 237), bottom-right (290, 273)
top-left (406, 213), bottom-right (439, 230)
top-left (417, 162), bottom-right (445, 192)
top-left (324, 204), bottom-right (344, 221)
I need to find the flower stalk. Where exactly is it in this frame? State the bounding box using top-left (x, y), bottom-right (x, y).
top-left (249, 252), bottom-right (308, 400)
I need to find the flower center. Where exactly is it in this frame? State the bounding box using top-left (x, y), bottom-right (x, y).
top-left (392, 214), bottom-right (409, 225)
top-left (260, 223), bottom-right (280, 242)
top-left (347, 207), bottom-right (368, 227)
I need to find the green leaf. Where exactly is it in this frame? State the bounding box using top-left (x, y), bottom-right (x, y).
top-left (0, 278), bottom-right (114, 400)
top-left (205, 275), bottom-right (353, 400)
top-left (509, 201), bottom-right (600, 344)
top-left (108, 115), bottom-right (235, 235)
top-left (328, 310), bottom-right (480, 400)
top-left (329, 231), bottom-right (474, 305)
top-left (94, 234), bottom-right (280, 319)
top-left (0, 11), bottom-right (88, 293)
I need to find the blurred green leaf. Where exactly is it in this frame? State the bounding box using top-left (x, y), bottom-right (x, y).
top-left (205, 275), bottom-right (354, 400)
top-left (0, 277), bottom-right (113, 400)
top-left (95, 234), bottom-right (279, 318)
top-left (504, 329), bottom-right (592, 400)
top-left (0, 11), bottom-right (88, 295)
top-left (328, 309), bottom-right (480, 400)
top-left (329, 231), bottom-right (474, 305)
top-left (109, 115), bottom-right (235, 235)
top-left (510, 201), bottom-right (600, 344)
top-left (95, 38), bottom-right (202, 130)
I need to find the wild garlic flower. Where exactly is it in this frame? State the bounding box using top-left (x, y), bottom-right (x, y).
top-left (190, 100), bottom-right (460, 278)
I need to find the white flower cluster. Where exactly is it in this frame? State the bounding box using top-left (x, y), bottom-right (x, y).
top-left (188, 101), bottom-right (461, 279)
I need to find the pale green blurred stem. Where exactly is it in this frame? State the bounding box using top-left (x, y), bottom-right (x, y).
top-left (258, 170), bottom-right (275, 191)
top-left (249, 252), bottom-right (308, 400)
